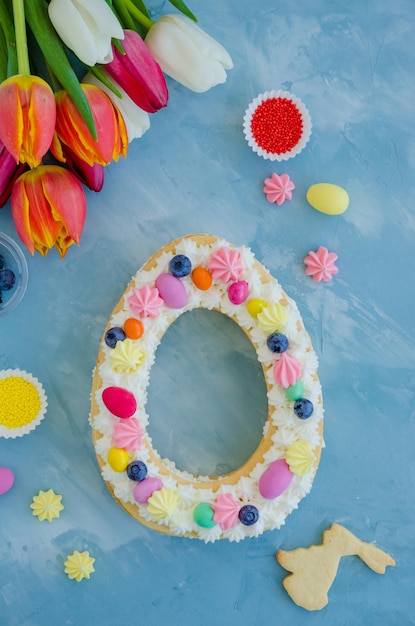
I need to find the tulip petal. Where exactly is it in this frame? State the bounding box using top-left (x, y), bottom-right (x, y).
top-left (145, 15), bottom-right (233, 93)
top-left (11, 165), bottom-right (86, 257)
top-left (106, 30), bottom-right (168, 113)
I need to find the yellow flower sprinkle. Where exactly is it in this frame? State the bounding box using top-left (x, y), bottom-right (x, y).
top-left (0, 376), bottom-right (41, 429)
top-left (30, 489), bottom-right (64, 522)
top-left (64, 551), bottom-right (95, 582)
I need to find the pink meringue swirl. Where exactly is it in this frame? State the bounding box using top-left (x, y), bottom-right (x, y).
top-left (112, 417), bottom-right (144, 452)
top-left (304, 246), bottom-right (338, 282)
top-left (212, 492), bottom-right (240, 530)
top-left (273, 352), bottom-right (302, 388)
top-left (263, 173), bottom-right (295, 205)
top-left (128, 284), bottom-right (164, 318)
top-left (207, 246), bottom-right (244, 283)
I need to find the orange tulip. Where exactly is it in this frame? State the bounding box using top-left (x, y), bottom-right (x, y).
top-left (0, 75), bottom-right (56, 169)
top-left (11, 165), bottom-right (86, 258)
top-left (53, 84), bottom-right (128, 167)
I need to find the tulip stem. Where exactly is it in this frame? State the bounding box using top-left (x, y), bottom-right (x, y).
top-left (122, 0), bottom-right (154, 31)
top-left (12, 0), bottom-right (30, 75)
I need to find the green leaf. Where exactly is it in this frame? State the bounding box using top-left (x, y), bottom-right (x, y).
top-left (0, 1), bottom-right (18, 77)
top-left (24, 0), bottom-right (97, 139)
top-left (168, 0), bottom-right (198, 22)
top-left (129, 0), bottom-right (151, 20)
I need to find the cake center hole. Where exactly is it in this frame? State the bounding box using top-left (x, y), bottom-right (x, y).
top-left (146, 309), bottom-right (268, 477)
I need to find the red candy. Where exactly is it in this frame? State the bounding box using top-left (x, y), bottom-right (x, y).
top-left (251, 97), bottom-right (303, 155)
top-left (102, 386), bottom-right (137, 419)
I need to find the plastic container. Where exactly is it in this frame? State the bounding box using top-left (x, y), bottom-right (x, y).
top-left (0, 232), bottom-right (29, 318)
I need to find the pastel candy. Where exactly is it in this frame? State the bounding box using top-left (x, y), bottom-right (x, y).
top-left (102, 386), bottom-right (137, 418)
top-left (156, 273), bottom-right (187, 308)
top-left (133, 477), bottom-right (163, 503)
top-left (228, 280), bottom-right (249, 305)
top-left (0, 467), bottom-right (14, 495)
top-left (306, 183), bottom-right (349, 215)
top-left (258, 459), bottom-right (293, 499)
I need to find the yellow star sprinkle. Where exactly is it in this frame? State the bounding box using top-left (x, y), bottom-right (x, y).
top-left (64, 551), bottom-right (95, 582)
top-left (30, 489), bottom-right (64, 522)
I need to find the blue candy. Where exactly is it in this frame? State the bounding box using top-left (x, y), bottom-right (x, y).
top-left (294, 398), bottom-right (314, 419)
top-left (126, 461), bottom-right (147, 482)
top-left (105, 327), bottom-right (126, 348)
top-left (169, 254), bottom-right (192, 278)
top-left (266, 332), bottom-right (289, 353)
top-left (238, 504), bottom-right (259, 526)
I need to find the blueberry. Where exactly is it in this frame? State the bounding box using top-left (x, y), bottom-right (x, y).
top-left (238, 504), bottom-right (259, 526)
top-left (126, 460), bottom-right (147, 482)
top-left (0, 268), bottom-right (16, 291)
top-left (294, 398), bottom-right (314, 419)
top-left (169, 254), bottom-right (192, 278)
top-left (105, 326), bottom-right (126, 348)
top-left (266, 332), bottom-right (289, 353)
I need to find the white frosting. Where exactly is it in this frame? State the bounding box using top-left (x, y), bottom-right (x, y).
top-left (90, 237), bottom-right (324, 542)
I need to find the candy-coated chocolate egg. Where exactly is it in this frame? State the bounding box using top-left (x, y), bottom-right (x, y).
top-left (191, 266), bottom-right (212, 290)
top-left (193, 502), bottom-right (216, 528)
top-left (133, 477), bottom-right (163, 503)
top-left (0, 467), bottom-right (14, 495)
top-left (285, 380), bottom-right (305, 401)
top-left (156, 273), bottom-right (187, 308)
top-left (124, 317), bottom-right (144, 340)
top-left (107, 447), bottom-right (130, 472)
top-left (306, 183), bottom-right (349, 215)
top-left (102, 386), bottom-right (137, 419)
top-left (258, 459), bottom-right (293, 499)
top-left (246, 298), bottom-right (267, 318)
top-left (228, 280), bottom-right (249, 305)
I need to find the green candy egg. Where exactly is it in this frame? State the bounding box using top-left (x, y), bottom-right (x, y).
top-left (193, 502), bottom-right (216, 528)
top-left (306, 183), bottom-right (349, 215)
top-left (285, 380), bottom-right (304, 401)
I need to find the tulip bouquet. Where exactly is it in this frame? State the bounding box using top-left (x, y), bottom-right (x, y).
top-left (0, 0), bottom-right (233, 257)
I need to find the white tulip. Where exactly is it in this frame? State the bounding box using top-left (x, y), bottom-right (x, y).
top-left (48, 0), bottom-right (124, 66)
top-left (144, 15), bottom-right (233, 93)
top-left (83, 71), bottom-right (150, 143)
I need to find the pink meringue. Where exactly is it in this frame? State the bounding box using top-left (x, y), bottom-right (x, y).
top-left (207, 246), bottom-right (244, 283)
top-left (112, 417), bottom-right (144, 452)
top-left (263, 173), bottom-right (295, 205)
top-left (212, 492), bottom-right (240, 530)
top-left (304, 246), bottom-right (338, 282)
top-left (128, 284), bottom-right (164, 318)
top-left (273, 352), bottom-right (302, 388)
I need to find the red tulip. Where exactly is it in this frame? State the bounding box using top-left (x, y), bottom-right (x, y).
top-left (0, 75), bottom-right (56, 168)
top-left (11, 165), bottom-right (86, 258)
top-left (0, 139), bottom-right (28, 208)
top-left (53, 84), bottom-right (128, 167)
top-left (105, 30), bottom-right (168, 113)
top-left (51, 135), bottom-right (104, 192)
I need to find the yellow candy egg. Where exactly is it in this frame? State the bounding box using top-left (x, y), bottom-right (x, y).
top-left (306, 183), bottom-right (349, 215)
top-left (246, 298), bottom-right (267, 318)
top-left (107, 447), bottom-right (130, 472)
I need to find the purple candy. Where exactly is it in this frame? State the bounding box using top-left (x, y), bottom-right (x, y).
top-left (156, 273), bottom-right (187, 309)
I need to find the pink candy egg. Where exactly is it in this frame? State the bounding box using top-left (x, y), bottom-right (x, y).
top-left (0, 467), bottom-right (15, 495)
top-left (102, 386), bottom-right (137, 419)
top-left (156, 273), bottom-right (187, 309)
top-left (133, 477), bottom-right (163, 503)
top-left (228, 280), bottom-right (249, 305)
top-left (258, 459), bottom-right (293, 499)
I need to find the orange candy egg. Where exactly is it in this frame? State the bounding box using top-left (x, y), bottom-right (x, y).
top-left (124, 318), bottom-right (144, 339)
top-left (191, 266), bottom-right (212, 290)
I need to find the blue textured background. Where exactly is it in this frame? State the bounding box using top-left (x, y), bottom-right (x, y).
top-left (1, 0), bottom-right (414, 623)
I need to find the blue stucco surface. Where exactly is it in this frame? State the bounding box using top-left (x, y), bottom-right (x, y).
top-left (1, 1), bottom-right (414, 624)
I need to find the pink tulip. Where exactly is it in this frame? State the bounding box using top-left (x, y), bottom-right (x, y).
top-left (11, 165), bottom-right (86, 258)
top-left (105, 30), bottom-right (168, 113)
top-left (0, 139), bottom-right (28, 208)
